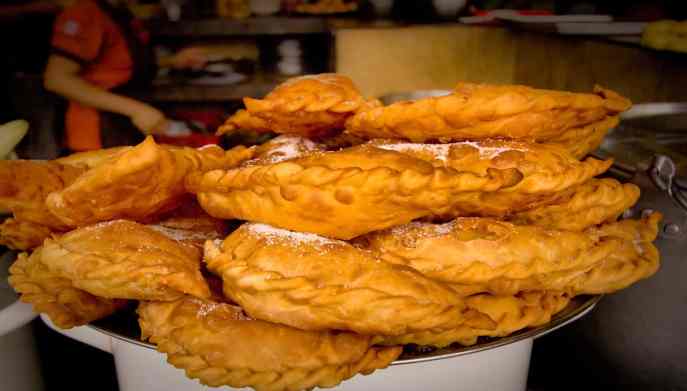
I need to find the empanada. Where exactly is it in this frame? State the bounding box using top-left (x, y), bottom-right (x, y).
top-left (46, 136), bottom-right (253, 227)
top-left (218, 74), bottom-right (365, 138)
top-left (375, 291), bottom-right (570, 347)
top-left (138, 298), bottom-right (401, 391)
top-left (204, 223), bottom-right (494, 336)
top-left (8, 250), bottom-right (124, 329)
top-left (187, 144), bottom-right (521, 239)
top-left (346, 83), bottom-right (630, 142)
top-left (39, 220), bottom-right (211, 301)
top-left (511, 178), bottom-right (640, 231)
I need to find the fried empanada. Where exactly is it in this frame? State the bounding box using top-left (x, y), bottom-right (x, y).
top-left (46, 136), bottom-right (253, 227)
top-left (0, 218), bottom-right (53, 250)
top-left (218, 74), bottom-right (365, 138)
top-left (138, 298), bottom-right (401, 391)
top-left (346, 84), bottom-right (630, 142)
top-left (148, 197), bottom-right (229, 250)
top-left (38, 220), bottom-right (211, 301)
top-left (247, 135), bottom-right (325, 166)
top-left (204, 223), bottom-right (495, 336)
top-left (53, 146), bottom-right (131, 169)
top-left (464, 213), bottom-right (661, 295)
top-left (374, 140), bottom-right (612, 217)
top-left (187, 144), bottom-right (521, 239)
top-left (8, 250), bottom-right (124, 329)
top-left (567, 212), bottom-right (661, 294)
top-left (511, 178), bottom-right (640, 231)
top-left (375, 291), bottom-right (570, 348)
top-left (357, 217), bottom-right (618, 288)
top-left (0, 159), bottom-right (85, 229)
top-left (545, 115), bottom-right (620, 158)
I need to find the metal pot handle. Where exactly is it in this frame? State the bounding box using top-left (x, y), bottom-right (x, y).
top-left (648, 155), bottom-right (687, 213)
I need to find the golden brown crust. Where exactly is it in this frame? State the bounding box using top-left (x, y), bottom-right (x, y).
top-left (204, 223), bottom-right (495, 336)
top-left (357, 217), bottom-right (618, 287)
top-left (375, 291), bottom-right (570, 347)
top-left (45, 136), bottom-right (253, 227)
top-left (138, 298), bottom-right (401, 391)
top-left (8, 250), bottom-right (124, 329)
top-left (53, 146), bottom-right (132, 169)
top-left (247, 135), bottom-right (326, 166)
top-left (569, 212), bottom-right (661, 294)
top-left (38, 220), bottom-right (211, 301)
top-left (148, 197), bottom-right (229, 251)
top-left (372, 140), bottom-right (613, 218)
top-left (0, 160), bottom-right (85, 229)
top-left (0, 218), bottom-right (54, 250)
top-left (218, 74), bottom-right (365, 138)
top-left (186, 144), bottom-right (522, 239)
top-left (545, 115), bottom-right (619, 159)
top-left (462, 213), bottom-right (661, 295)
top-left (346, 83), bottom-right (631, 142)
top-left (511, 178), bottom-right (641, 231)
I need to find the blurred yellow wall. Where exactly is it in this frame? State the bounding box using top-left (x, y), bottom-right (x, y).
top-left (336, 25), bottom-right (687, 102)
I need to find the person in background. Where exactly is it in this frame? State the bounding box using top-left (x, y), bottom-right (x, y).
top-left (43, 0), bottom-right (205, 151)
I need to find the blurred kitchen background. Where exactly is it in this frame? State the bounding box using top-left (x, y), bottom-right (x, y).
top-left (2, 0), bottom-right (687, 390)
top-left (2, 0), bottom-right (687, 158)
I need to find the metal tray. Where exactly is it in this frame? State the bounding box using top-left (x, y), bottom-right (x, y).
top-left (88, 295), bottom-right (601, 365)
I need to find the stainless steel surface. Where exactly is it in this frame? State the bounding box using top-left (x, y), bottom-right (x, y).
top-left (533, 102), bottom-right (687, 390)
top-left (379, 90), bottom-right (451, 105)
top-left (620, 102), bottom-right (687, 120)
top-left (598, 102), bottom-right (687, 174)
top-left (87, 295), bottom-right (601, 365)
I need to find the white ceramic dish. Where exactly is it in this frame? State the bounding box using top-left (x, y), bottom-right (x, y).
top-left (41, 296), bottom-right (600, 391)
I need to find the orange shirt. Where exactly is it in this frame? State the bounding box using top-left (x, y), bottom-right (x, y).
top-left (51, 0), bottom-right (135, 151)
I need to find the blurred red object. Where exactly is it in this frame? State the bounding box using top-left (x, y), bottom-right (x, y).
top-left (155, 133), bottom-right (220, 148)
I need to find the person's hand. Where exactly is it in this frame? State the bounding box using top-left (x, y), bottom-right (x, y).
top-left (171, 47), bottom-right (207, 70)
top-left (129, 103), bottom-right (167, 135)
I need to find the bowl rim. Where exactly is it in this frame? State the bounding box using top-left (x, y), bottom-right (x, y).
top-left (88, 295), bottom-right (601, 365)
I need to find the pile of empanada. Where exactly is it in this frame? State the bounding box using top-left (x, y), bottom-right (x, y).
top-left (3, 74), bottom-right (660, 391)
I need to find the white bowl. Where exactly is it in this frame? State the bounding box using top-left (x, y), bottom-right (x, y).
top-left (40, 296), bottom-right (599, 391)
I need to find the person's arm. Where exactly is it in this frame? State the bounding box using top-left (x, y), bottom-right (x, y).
top-left (44, 54), bottom-right (166, 134)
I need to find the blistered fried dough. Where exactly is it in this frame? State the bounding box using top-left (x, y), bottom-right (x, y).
top-left (375, 140), bottom-right (612, 217)
top-left (511, 178), bottom-right (640, 231)
top-left (149, 198), bottom-right (229, 250)
top-left (187, 145), bottom-right (520, 239)
top-left (375, 292), bottom-right (570, 348)
top-left (138, 298), bottom-right (401, 391)
top-left (569, 212), bottom-right (661, 294)
top-left (218, 74), bottom-right (365, 138)
top-left (53, 146), bottom-right (131, 168)
top-left (0, 160), bottom-right (85, 228)
top-left (346, 84), bottom-right (630, 142)
top-left (0, 218), bottom-right (53, 250)
top-left (205, 223), bottom-right (495, 336)
top-left (8, 251), bottom-right (124, 329)
top-left (39, 220), bottom-right (211, 301)
top-left (358, 218), bottom-right (618, 288)
top-left (46, 136), bottom-right (253, 227)
top-left (248, 135), bottom-right (325, 166)
top-left (472, 213), bottom-right (661, 295)
top-left (546, 115), bottom-right (620, 158)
